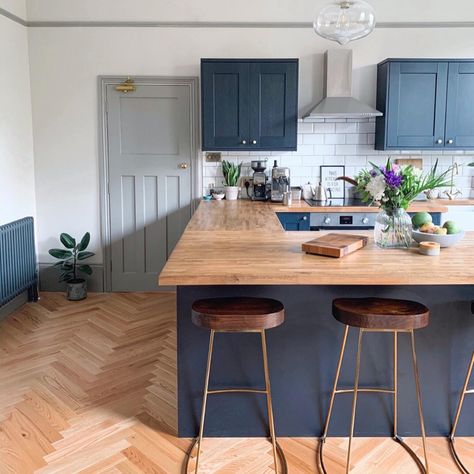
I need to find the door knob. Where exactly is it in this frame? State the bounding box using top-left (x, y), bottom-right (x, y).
top-left (178, 162), bottom-right (188, 169)
top-left (241, 140), bottom-right (247, 145)
top-left (447, 139), bottom-right (454, 144)
top-left (436, 138), bottom-right (443, 144)
top-left (251, 139), bottom-right (257, 145)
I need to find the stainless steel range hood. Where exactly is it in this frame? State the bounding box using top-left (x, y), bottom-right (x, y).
top-left (303, 49), bottom-right (382, 120)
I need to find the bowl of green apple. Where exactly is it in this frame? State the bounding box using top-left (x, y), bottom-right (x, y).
top-left (411, 212), bottom-right (465, 248)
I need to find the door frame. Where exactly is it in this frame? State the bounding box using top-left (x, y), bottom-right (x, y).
top-left (98, 75), bottom-right (200, 292)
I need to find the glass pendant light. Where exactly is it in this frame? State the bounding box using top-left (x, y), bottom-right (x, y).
top-left (314, 1), bottom-right (376, 45)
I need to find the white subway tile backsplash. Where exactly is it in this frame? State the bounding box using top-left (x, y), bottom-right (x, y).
top-left (314, 145), bottom-right (336, 155)
top-left (303, 134), bottom-right (324, 145)
top-left (324, 134), bottom-right (346, 145)
top-left (336, 122), bottom-right (357, 133)
top-left (298, 122), bottom-right (313, 134)
top-left (201, 118), bottom-right (474, 196)
top-left (357, 122), bottom-right (376, 133)
top-left (335, 144), bottom-right (357, 155)
top-left (345, 134), bottom-right (368, 145)
top-left (313, 123), bottom-right (336, 134)
top-left (295, 144), bottom-right (316, 155)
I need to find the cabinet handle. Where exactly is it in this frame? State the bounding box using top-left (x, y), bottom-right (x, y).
top-left (251, 139), bottom-right (257, 145)
top-left (241, 140), bottom-right (247, 145)
top-left (436, 138), bottom-right (443, 145)
top-left (447, 139), bottom-right (454, 144)
top-left (302, 216), bottom-right (308, 221)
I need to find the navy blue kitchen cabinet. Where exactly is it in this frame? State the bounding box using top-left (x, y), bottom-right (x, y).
top-left (376, 59), bottom-right (474, 150)
top-left (445, 62), bottom-right (474, 148)
top-left (276, 213), bottom-right (310, 231)
top-left (201, 59), bottom-right (298, 151)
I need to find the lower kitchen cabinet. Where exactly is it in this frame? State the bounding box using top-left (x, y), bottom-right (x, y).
top-left (276, 212), bottom-right (310, 230)
top-left (277, 212), bottom-right (441, 231)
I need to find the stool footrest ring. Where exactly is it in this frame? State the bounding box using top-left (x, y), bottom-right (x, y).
top-left (448, 438), bottom-right (472, 474)
top-left (207, 388), bottom-right (267, 395)
top-left (185, 437), bottom-right (288, 473)
top-left (318, 436), bottom-right (427, 474)
top-left (335, 388), bottom-right (395, 395)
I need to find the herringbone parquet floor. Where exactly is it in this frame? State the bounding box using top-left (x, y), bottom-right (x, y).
top-left (0, 292), bottom-right (472, 473)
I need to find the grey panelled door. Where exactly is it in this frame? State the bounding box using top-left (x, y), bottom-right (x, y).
top-left (106, 83), bottom-right (193, 291)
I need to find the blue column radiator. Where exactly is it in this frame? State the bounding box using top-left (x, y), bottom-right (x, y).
top-left (0, 217), bottom-right (38, 307)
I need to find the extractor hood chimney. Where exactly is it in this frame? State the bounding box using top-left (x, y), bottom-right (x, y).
top-left (303, 49), bottom-right (382, 120)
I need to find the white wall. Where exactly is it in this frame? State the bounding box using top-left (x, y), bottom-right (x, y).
top-left (0, 14), bottom-right (35, 225)
top-left (0, 0), bottom-right (26, 19)
top-left (27, 24), bottom-right (474, 263)
top-left (25, 0), bottom-right (474, 22)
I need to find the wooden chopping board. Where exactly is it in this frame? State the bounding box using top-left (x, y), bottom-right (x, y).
top-left (302, 233), bottom-right (368, 258)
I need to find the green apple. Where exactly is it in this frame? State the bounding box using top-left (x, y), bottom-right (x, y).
top-left (411, 212), bottom-right (432, 229)
top-left (443, 221), bottom-right (460, 234)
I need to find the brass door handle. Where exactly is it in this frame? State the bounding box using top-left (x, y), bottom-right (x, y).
top-left (179, 162), bottom-right (188, 169)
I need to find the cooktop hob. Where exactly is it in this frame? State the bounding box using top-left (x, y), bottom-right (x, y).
top-left (305, 198), bottom-right (368, 207)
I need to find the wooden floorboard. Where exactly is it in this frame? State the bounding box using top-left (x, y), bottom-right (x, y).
top-left (0, 292), bottom-right (472, 473)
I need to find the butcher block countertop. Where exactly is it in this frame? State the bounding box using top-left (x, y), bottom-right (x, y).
top-left (272, 199), bottom-right (449, 213)
top-left (159, 200), bottom-right (474, 286)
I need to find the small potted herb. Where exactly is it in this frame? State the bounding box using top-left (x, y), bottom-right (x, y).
top-left (49, 233), bottom-right (95, 301)
top-left (222, 160), bottom-right (242, 200)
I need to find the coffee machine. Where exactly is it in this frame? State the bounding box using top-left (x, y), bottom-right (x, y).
top-left (251, 159), bottom-right (269, 201)
top-left (271, 160), bottom-right (291, 202)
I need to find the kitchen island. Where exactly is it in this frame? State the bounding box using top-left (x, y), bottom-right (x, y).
top-left (159, 200), bottom-right (474, 438)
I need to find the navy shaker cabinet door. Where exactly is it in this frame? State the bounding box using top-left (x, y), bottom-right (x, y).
top-left (445, 62), bottom-right (474, 149)
top-left (201, 59), bottom-right (298, 151)
top-left (276, 213), bottom-right (310, 231)
top-left (386, 61), bottom-right (448, 149)
top-left (249, 61), bottom-right (298, 150)
top-left (201, 61), bottom-right (250, 150)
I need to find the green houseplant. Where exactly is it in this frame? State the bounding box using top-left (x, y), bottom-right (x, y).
top-left (356, 159), bottom-right (452, 248)
top-left (222, 160), bottom-right (242, 200)
top-left (49, 232), bottom-right (95, 301)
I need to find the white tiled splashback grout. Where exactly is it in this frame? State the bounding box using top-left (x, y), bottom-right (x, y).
top-left (202, 118), bottom-right (474, 198)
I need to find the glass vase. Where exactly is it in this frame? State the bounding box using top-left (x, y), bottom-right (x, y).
top-left (374, 208), bottom-right (412, 248)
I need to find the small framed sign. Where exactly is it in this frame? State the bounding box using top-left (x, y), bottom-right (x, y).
top-left (320, 165), bottom-right (345, 199)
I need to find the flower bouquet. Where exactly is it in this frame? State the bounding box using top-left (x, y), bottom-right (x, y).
top-left (356, 159), bottom-right (452, 248)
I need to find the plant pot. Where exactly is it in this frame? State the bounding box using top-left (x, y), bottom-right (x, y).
top-left (225, 186), bottom-right (239, 201)
top-left (66, 278), bottom-right (87, 301)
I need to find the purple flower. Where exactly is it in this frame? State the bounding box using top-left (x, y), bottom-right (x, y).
top-left (382, 168), bottom-right (403, 188)
top-left (369, 169), bottom-right (378, 177)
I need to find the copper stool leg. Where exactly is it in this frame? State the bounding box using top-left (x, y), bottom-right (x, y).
top-left (185, 330), bottom-right (287, 473)
top-left (194, 329), bottom-right (215, 473)
top-left (318, 328), bottom-right (430, 474)
top-left (449, 351), bottom-right (474, 474)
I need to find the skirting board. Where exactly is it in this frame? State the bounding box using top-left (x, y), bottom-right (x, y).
top-left (0, 291), bottom-right (29, 321)
top-left (39, 263), bottom-right (104, 292)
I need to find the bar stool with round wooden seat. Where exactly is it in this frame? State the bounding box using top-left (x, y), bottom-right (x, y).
top-left (186, 297), bottom-right (287, 473)
top-left (448, 302), bottom-right (474, 474)
top-left (318, 297), bottom-right (430, 474)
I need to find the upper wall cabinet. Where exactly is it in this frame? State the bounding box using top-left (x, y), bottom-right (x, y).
top-left (201, 59), bottom-right (298, 151)
top-left (375, 59), bottom-right (474, 150)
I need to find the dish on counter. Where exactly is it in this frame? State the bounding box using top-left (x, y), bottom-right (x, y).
top-left (212, 192), bottom-right (225, 200)
top-left (412, 230), bottom-right (465, 248)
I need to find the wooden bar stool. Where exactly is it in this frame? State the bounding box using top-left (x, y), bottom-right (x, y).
top-left (186, 297), bottom-right (287, 473)
top-left (449, 302), bottom-right (474, 474)
top-left (318, 297), bottom-right (430, 474)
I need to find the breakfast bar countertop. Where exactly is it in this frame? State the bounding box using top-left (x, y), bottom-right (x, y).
top-left (159, 200), bottom-right (474, 286)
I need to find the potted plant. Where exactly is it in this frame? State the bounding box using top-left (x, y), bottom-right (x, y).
top-left (356, 159), bottom-right (452, 248)
top-left (49, 232), bottom-right (95, 301)
top-left (222, 160), bottom-right (242, 200)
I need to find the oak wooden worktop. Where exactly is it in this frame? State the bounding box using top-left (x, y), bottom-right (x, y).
top-left (159, 200), bottom-right (474, 286)
top-left (272, 199), bottom-right (449, 213)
